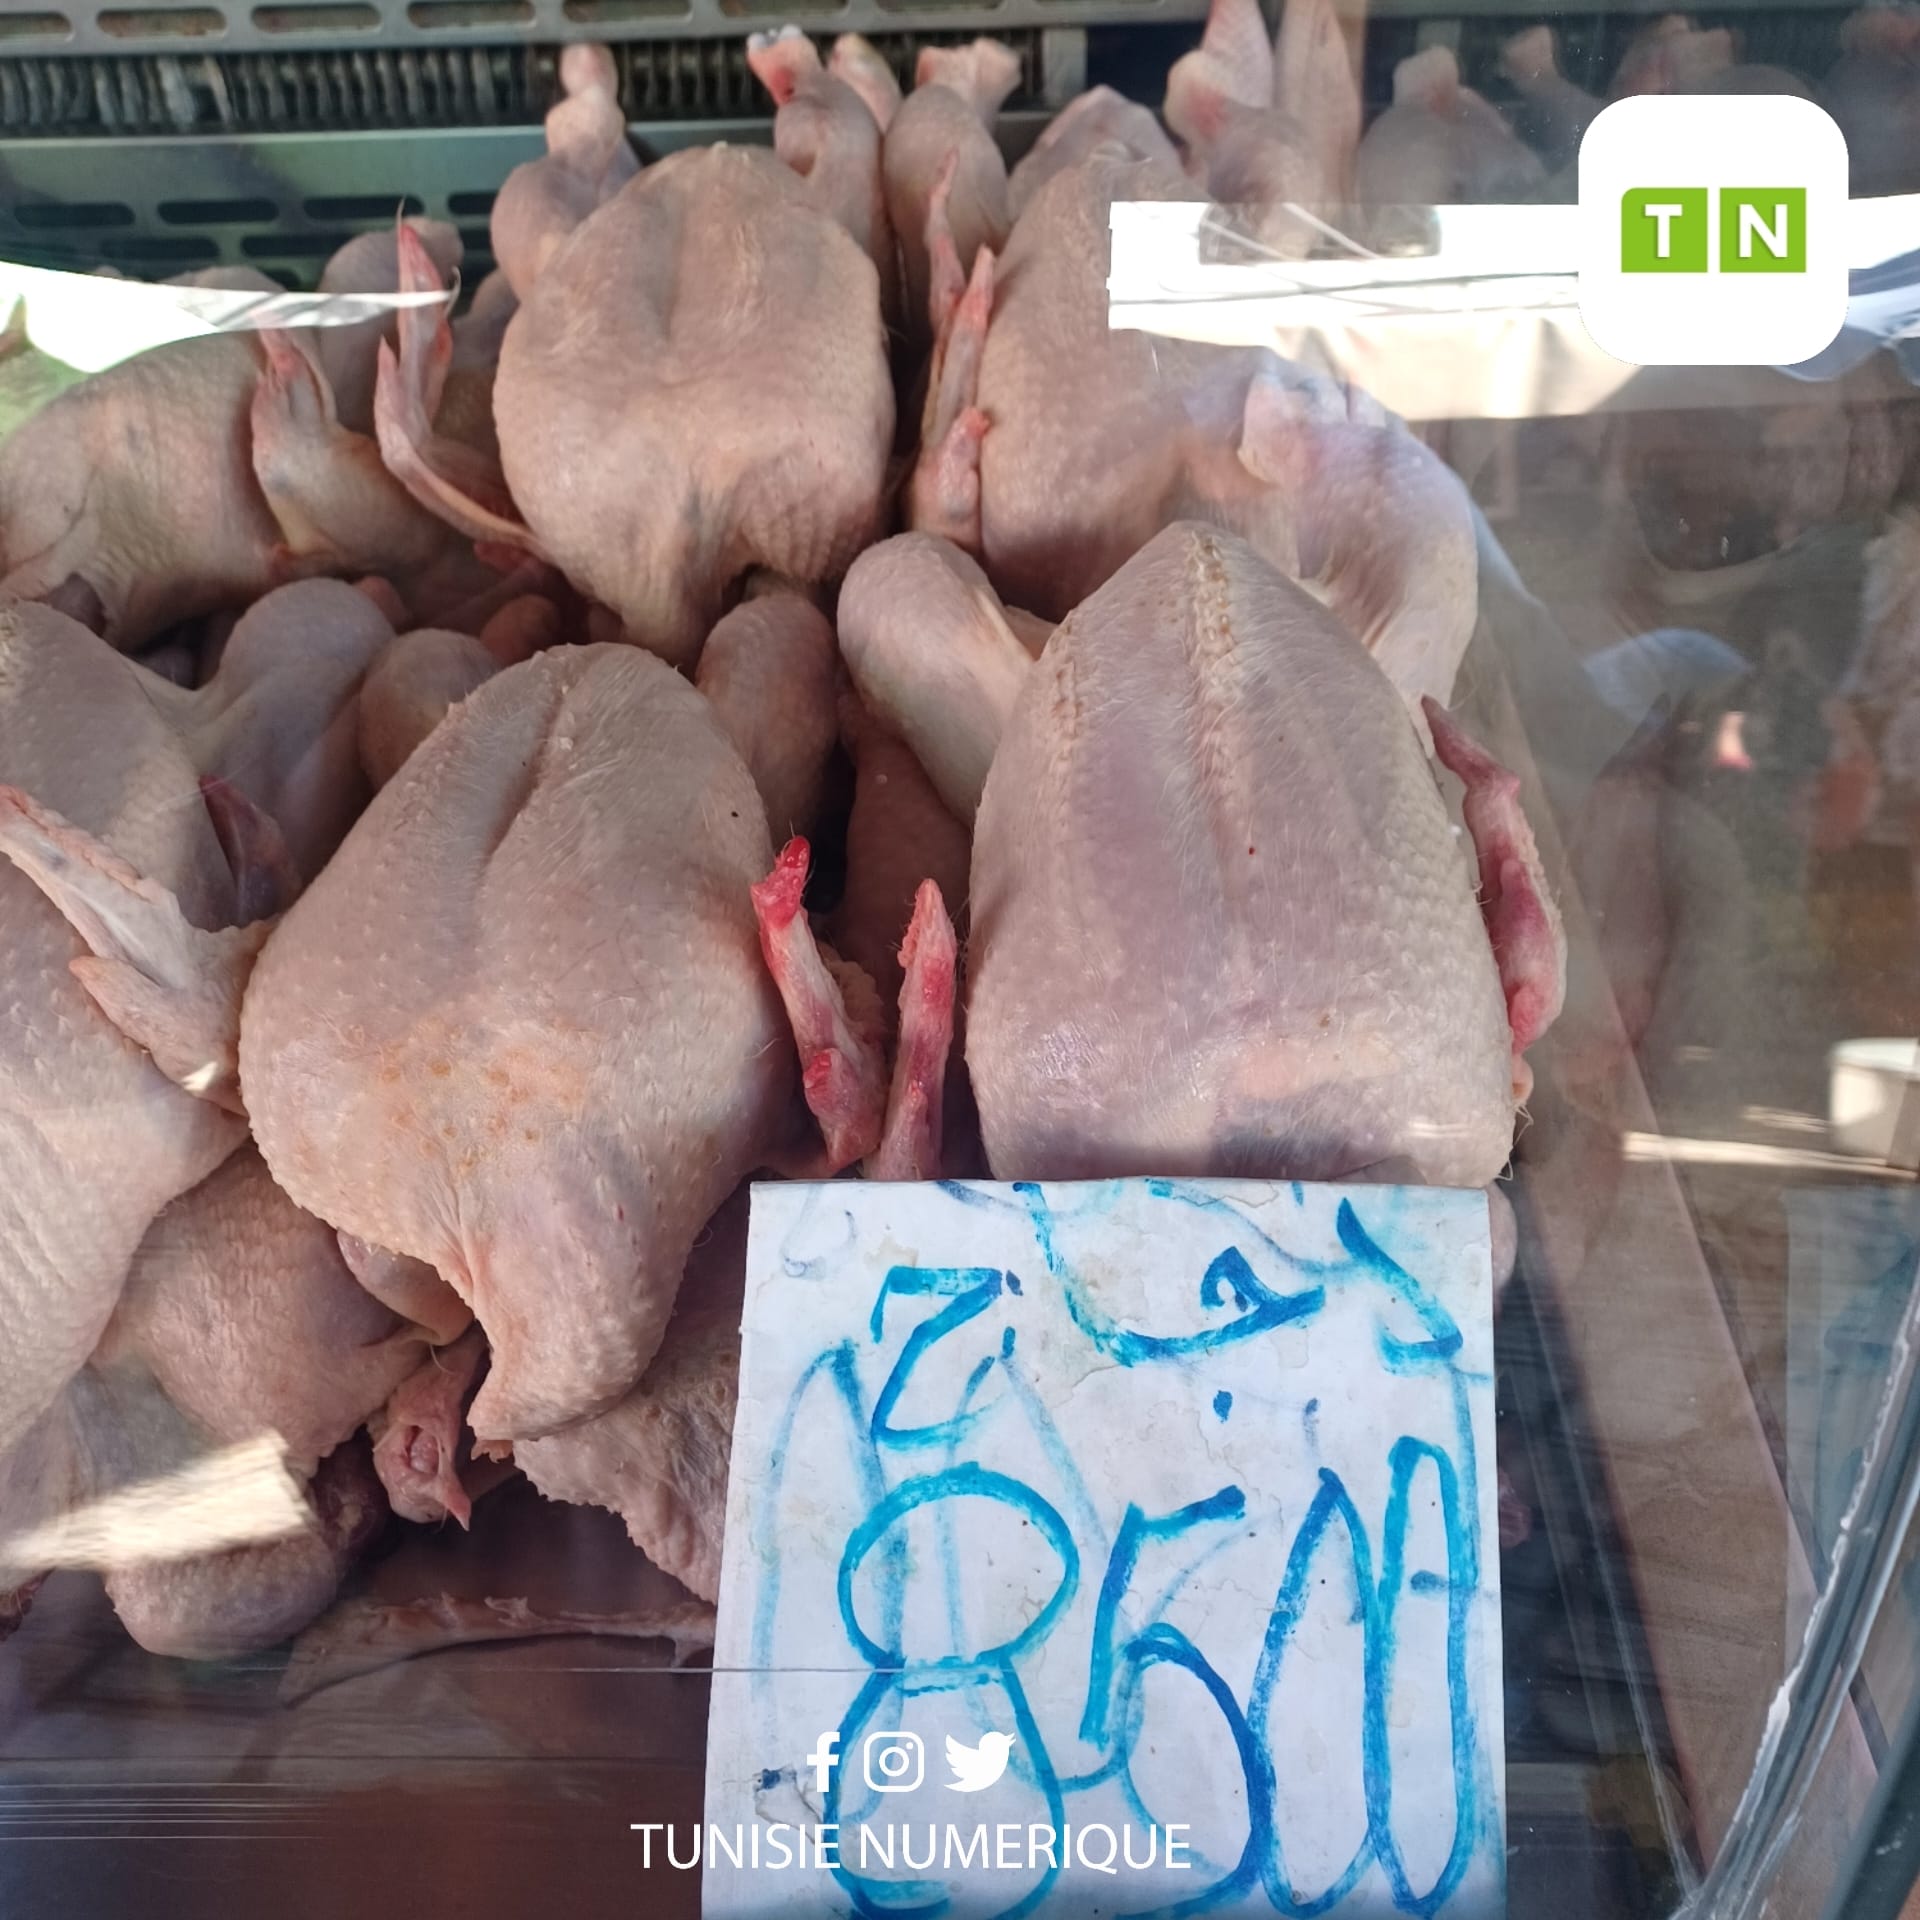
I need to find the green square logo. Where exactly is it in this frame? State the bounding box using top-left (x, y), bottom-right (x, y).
top-left (1621, 188), bottom-right (1708, 271)
top-left (1720, 187), bottom-right (1805, 271)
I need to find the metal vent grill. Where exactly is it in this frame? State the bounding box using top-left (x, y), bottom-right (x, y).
top-left (0, 108), bottom-right (1067, 286)
top-left (0, 0), bottom-right (1201, 58)
top-left (0, 27), bottom-right (1065, 133)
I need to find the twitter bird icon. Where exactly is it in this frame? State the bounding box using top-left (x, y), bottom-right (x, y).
top-left (945, 1730), bottom-right (1016, 1793)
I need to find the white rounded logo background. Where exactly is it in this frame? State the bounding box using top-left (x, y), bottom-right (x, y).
top-left (1577, 93), bottom-right (1850, 367)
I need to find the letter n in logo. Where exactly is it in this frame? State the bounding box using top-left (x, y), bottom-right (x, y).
top-left (1621, 188), bottom-right (1708, 271)
top-left (1720, 188), bottom-right (1805, 272)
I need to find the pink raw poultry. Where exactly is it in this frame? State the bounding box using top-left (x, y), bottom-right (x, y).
top-left (0, 224), bottom-right (478, 651)
top-left (517, 865), bottom-right (962, 1601)
top-left (830, 31), bottom-right (903, 131)
top-left (914, 130), bottom-right (1477, 722)
top-left (513, 1186), bottom-right (752, 1602)
top-left (883, 38), bottom-right (1020, 348)
top-left (748, 28), bottom-right (899, 326)
top-left (371, 1325), bottom-right (491, 1526)
top-left (832, 684), bottom-right (975, 1004)
top-left (356, 595), bottom-right (558, 789)
top-left (1165, 0), bottom-right (1364, 254)
top-left (0, 583), bottom-right (391, 1471)
top-left (838, 531), bottom-right (1039, 823)
top-left (239, 644), bottom-right (800, 1446)
top-left (378, 143), bottom-right (893, 668)
top-left (1353, 46), bottom-right (1546, 246)
top-left (5, 1145), bottom-right (428, 1654)
top-left (961, 523), bottom-right (1563, 1185)
top-left (490, 44), bottom-right (639, 298)
top-left (693, 584), bottom-right (839, 843)
top-left (1007, 85), bottom-right (1182, 219)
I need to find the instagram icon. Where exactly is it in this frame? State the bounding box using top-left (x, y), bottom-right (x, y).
top-left (862, 1732), bottom-right (924, 1794)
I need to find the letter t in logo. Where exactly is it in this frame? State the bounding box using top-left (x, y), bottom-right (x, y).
top-left (1621, 188), bottom-right (1708, 272)
top-left (806, 1731), bottom-right (841, 1794)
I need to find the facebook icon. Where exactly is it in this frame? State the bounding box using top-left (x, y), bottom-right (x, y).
top-left (805, 1729), bottom-right (840, 1794)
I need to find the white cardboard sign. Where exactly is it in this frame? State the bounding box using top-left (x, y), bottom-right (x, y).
top-left (702, 1178), bottom-right (1505, 1918)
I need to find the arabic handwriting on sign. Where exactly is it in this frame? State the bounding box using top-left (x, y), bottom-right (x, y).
top-left (734, 1178), bottom-right (1503, 1920)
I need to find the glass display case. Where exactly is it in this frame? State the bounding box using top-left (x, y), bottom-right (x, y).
top-left (3, 2), bottom-right (1920, 1916)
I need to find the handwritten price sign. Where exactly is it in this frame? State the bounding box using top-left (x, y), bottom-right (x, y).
top-left (703, 1178), bottom-right (1506, 1919)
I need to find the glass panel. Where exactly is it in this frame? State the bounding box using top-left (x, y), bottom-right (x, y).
top-left (1, 8), bottom-right (1919, 1918)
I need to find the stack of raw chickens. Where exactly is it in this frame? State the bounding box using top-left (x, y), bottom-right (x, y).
top-left (0, 5), bottom-right (1566, 1668)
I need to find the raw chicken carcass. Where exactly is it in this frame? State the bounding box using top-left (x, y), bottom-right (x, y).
top-left (1827, 10), bottom-right (1920, 196)
top-left (838, 531), bottom-right (1038, 822)
top-left (371, 1325), bottom-right (490, 1526)
top-left (1354, 47), bottom-right (1546, 250)
top-left (8, 1147), bottom-right (426, 1656)
top-left (514, 1188), bottom-right (750, 1601)
top-left (490, 44), bottom-right (639, 297)
top-left (96, 1145), bottom-right (425, 1477)
top-left (832, 683), bottom-right (975, 1003)
top-left (829, 30), bottom-right (904, 131)
top-left (943, 140), bottom-right (1478, 719)
top-left (1165, 0), bottom-right (1364, 255)
top-left (0, 223), bottom-right (476, 651)
top-left (241, 644), bottom-right (797, 1445)
top-left (338, 1233), bottom-right (473, 1345)
top-left (693, 584), bottom-right (839, 841)
top-left (0, 585), bottom-right (389, 1466)
top-left (105, 1442), bottom-right (388, 1661)
top-left (1500, 27), bottom-right (1603, 175)
top-left (356, 596), bottom-right (557, 789)
top-left (965, 523), bottom-right (1563, 1187)
top-left (1006, 85), bottom-right (1182, 220)
top-left (517, 856), bottom-right (962, 1598)
top-left (379, 147), bottom-right (894, 667)
top-left (748, 27), bottom-right (898, 323)
top-left (1611, 15), bottom-right (1811, 98)
top-left (883, 38), bottom-right (1019, 347)
top-left (162, 576), bottom-right (398, 885)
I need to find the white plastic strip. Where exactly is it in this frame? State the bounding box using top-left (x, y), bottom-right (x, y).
top-left (0, 260), bottom-right (450, 373)
top-left (1108, 194), bottom-right (1920, 420)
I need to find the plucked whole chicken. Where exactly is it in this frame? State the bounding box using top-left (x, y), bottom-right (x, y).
top-left (0, 11), bottom-right (1575, 1669)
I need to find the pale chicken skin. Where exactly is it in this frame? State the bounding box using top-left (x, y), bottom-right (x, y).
top-left (0, 584), bottom-right (391, 1466)
top-left (240, 644), bottom-right (794, 1447)
top-left (105, 1443), bottom-right (387, 1661)
top-left (967, 524), bottom-right (1558, 1188)
top-left (0, 609), bottom-right (249, 1463)
top-left (515, 1187), bottom-right (751, 1603)
top-left (1164, 0), bottom-right (1364, 255)
top-left (884, 39), bottom-right (1020, 347)
top-left (97, 1145), bottom-right (425, 1480)
top-left (1354, 46), bottom-right (1546, 247)
top-left (957, 142), bottom-right (1477, 722)
top-left (0, 225), bottom-right (474, 652)
top-left (748, 28), bottom-right (899, 323)
top-left (490, 43), bottom-right (639, 298)
top-left (386, 144), bottom-right (894, 669)
top-left (8, 1147), bottom-right (424, 1656)
top-left (693, 586), bottom-right (839, 842)
top-left (495, 146), bottom-right (891, 664)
